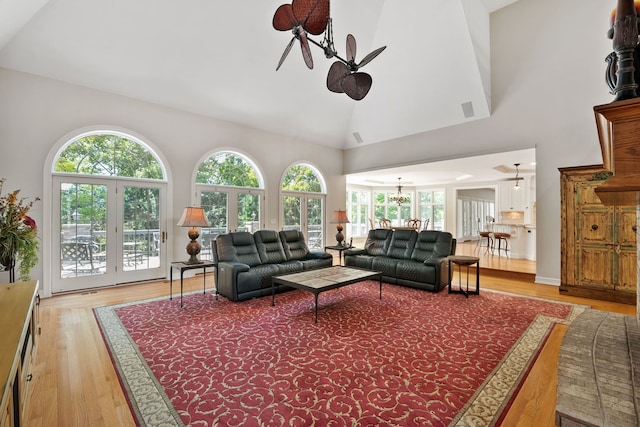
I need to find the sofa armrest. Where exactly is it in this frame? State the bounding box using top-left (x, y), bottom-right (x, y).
top-left (423, 256), bottom-right (447, 267)
top-left (306, 251), bottom-right (332, 260)
top-left (423, 256), bottom-right (450, 288)
top-left (217, 261), bottom-right (251, 301)
top-left (344, 248), bottom-right (367, 256)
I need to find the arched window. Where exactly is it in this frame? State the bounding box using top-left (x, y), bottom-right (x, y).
top-left (195, 151), bottom-right (264, 258)
top-left (54, 133), bottom-right (165, 180)
top-left (282, 164), bottom-right (323, 192)
top-left (281, 164), bottom-right (326, 249)
top-left (49, 130), bottom-right (168, 294)
top-left (196, 151), bottom-right (260, 187)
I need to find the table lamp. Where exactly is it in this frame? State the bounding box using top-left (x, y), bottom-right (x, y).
top-left (177, 207), bottom-right (210, 264)
top-left (331, 209), bottom-right (350, 246)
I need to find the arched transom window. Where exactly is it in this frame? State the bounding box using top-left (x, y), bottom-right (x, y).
top-left (196, 152), bottom-right (261, 188)
top-left (54, 133), bottom-right (165, 180)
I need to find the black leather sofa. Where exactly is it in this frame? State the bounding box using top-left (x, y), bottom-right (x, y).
top-left (215, 229), bottom-right (333, 301)
top-left (344, 229), bottom-right (456, 292)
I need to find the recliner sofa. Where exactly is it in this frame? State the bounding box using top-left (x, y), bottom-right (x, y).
top-left (215, 229), bottom-right (333, 301)
top-left (344, 229), bottom-right (455, 292)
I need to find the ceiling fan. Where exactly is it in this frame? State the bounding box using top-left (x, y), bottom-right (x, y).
top-left (272, 0), bottom-right (386, 100)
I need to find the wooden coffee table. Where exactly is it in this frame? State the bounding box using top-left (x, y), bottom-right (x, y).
top-left (271, 266), bottom-right (383, 322)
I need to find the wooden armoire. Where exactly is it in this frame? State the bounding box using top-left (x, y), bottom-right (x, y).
top-left (559, 164), bottom-right (638, 304)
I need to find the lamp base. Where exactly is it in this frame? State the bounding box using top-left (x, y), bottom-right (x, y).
top-left (335, 224), bottom-right (345, 246)
top-left (185, 230), bottom-right (202, 264)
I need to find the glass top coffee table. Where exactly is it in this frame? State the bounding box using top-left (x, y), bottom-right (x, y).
top-left (271, 266), bottom-right (383, 322)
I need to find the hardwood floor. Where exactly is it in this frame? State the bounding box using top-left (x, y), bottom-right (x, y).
top-left (25, 261), bottom-right (635, 426)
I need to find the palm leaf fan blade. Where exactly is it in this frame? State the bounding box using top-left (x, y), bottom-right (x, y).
top-left (276, 37), bottom-right (296, 71)
top-left (358, 45), bottom-right (386, 68)
top-left (342, 73), bottom-right (372, 100)
top-left (273, 4), bottom-right (296, 31)
top-left (293, 0), bottom-right (329, 35)
top-left (346, 34), bottom-right (357, 62)
top-left (298, 31), bottom-right (314, 69)
top-left (327, 61), bottom-right (348, 93)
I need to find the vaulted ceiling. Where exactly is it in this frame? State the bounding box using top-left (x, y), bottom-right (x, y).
top-left (0, 0), bottom-right (519, 152)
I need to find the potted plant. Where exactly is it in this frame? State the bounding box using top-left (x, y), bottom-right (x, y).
top-left (0, 178), bottom-right (40, 281)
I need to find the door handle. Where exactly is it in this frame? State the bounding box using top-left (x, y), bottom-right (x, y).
top-left (162, 231), bottom-right (166, 243)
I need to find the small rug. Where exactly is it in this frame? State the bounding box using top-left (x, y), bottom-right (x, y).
top-left (94, 282), bottom-right (586, 427)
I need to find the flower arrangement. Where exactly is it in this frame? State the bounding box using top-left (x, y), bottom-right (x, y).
top-left (0, 178), bottom-right (40, 281)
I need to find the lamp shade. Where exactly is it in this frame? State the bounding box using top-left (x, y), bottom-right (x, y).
top-left (330, 209), bottom-right (350, 224)
top-left (177, 207), bottom-right (210, 228)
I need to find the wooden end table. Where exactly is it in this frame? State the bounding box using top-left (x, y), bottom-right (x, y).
top-left (170, 261), bottom-right (218, 308)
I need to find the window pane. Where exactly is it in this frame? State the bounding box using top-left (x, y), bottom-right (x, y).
top-left (60, 183), bottom-right (108, 278)
top-left (282, 165), bottom-right (321, 192)
top-left (283, 196), bottom-right (302, 229)
top-left (237, 193), bottom-right (260, 232)
top-left (196, 152), bottom-right (259, 187)
top-left (55, 134), bottom-right (163, 180)
top-left (122, 186), bottom-right (160, 271)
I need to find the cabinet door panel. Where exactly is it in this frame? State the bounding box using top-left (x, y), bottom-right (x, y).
top-left (617, 249), bottom-right (638, 293)
top-left (617, 208), bottom-right (638, 246)
top-left (578, 211), bottom-right (611, 244)
top-left (577, 246), bottom-right (613, 288)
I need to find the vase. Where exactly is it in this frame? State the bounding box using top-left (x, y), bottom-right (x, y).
top-left (0, 246), bottom-right (16, 282)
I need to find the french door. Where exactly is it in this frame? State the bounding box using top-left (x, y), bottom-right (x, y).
top-left (282, 192), bottom-right (324, 249)
top-left (52, 176), bottom-right (167, 293)
top-left (197, 186), bottom-right (263, 261)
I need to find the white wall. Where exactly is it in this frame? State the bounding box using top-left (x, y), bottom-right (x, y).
top-left (0, 68), bottom-right (345, 288)
top-left (344, 0), bottom-right (613, 285)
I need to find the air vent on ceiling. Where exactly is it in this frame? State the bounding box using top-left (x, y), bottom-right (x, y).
top-left (353, 132), bottom-right (364, 144)
top-left (461, 101), bottom-right (474, 119)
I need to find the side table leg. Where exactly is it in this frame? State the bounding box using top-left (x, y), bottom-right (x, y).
top-left (170, 267), bottom-right (173, 300)
top-left (476, 260), bottom-right (480, 295)
top-left (203, 268), bottom-right (207, 294)
top-left (180, 271), bottom-right (185, 308)
top-left (314, 294), bottom-right (319, 323)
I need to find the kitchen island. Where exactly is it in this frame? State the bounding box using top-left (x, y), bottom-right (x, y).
top-left (492, 223), bottom-right (536, 260)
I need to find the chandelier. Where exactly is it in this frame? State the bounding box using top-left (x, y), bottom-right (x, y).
top-left (389, 178), bottom-right (410, 206)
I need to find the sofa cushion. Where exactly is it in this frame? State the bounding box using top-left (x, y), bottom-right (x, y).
top-left (396, 260), bottom-right (437, 284)
top-left (279, 230), bottom-right (310, 261)
top-left (386, 229), bottom-right (418, 259)
top-left (216, 232), bottom-right (262, 267)
top-left (236, 264), bottom-right (281, 292)
top-left (364, 229), bottom-right (392, 255)
top-left (371, 256), bottom-right (401, 279)
top-left (411, 231), bottom-right (453, 262)
top-left (254, 230), bottom-right (287, 264)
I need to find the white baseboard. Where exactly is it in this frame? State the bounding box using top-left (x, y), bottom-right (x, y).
top-left (535, 276), bottom-right (560, 286)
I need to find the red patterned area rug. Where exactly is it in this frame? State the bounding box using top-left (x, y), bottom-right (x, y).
top-left (94, 281), bottom-right (586, 427)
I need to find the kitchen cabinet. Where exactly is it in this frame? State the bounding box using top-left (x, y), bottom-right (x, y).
top-left (498, 180), bottom-right (527, 212)
top-left (559, 165), bottom-right (637, 304)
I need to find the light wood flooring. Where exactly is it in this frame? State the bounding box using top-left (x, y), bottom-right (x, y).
top-left (25, 257), bottom-right (635, 427)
